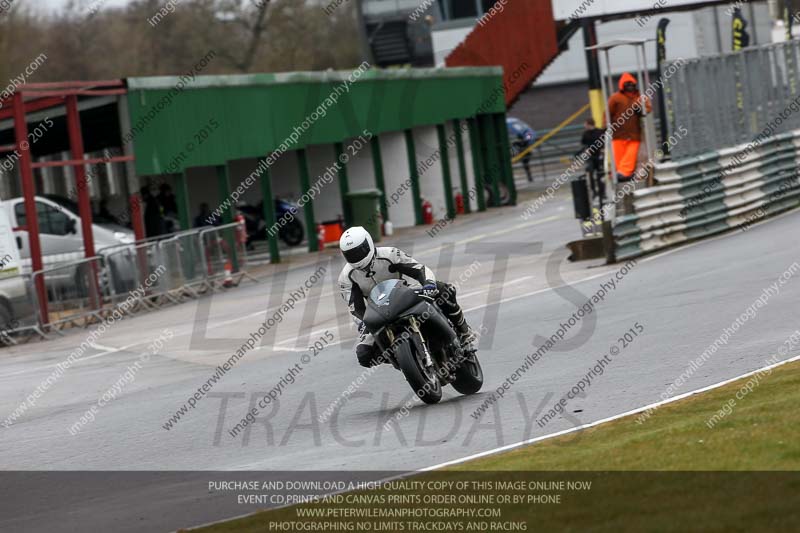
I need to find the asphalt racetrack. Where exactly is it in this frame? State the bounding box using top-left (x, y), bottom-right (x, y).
top-left (2, 192), bottom-right (799, 532)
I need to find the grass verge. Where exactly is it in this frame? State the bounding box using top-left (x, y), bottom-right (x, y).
top-left (194, 359), bottom-right (800, 532)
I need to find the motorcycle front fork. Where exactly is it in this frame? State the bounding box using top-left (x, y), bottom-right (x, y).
top-left (408, 317), bottom-right (434, 370)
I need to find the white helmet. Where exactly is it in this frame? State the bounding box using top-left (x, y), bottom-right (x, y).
top-left (340, 226), bottom-right (375, 270)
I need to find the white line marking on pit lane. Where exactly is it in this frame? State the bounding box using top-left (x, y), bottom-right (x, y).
top-left (415, 215), bottom-right (564, 259)
top-left (418, 352), bottom-right (800, 472)
top-left (0, 341), bottom-right (144, 378)
top-left (49, 207), bottom-right (800, 370)
top-left (458, 275), bottom-right (534, 299)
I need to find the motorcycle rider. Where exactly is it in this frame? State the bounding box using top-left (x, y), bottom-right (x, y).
top-left (338, 226), bottom-right (476, 368)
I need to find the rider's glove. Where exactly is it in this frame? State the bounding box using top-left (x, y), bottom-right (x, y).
top-left (420, 281), bottom-right (439, 298)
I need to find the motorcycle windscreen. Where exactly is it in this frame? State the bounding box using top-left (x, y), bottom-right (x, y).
top-left (368, 279), bottom-right (402, 306)
top-left (363, 280), bottom-right (419, 333)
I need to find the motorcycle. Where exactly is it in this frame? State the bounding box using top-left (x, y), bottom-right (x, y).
top-left (235, 199), bottom-right (305, 248)
top-left (362, 279), bottom-right (484, 404)
top-left (507, 116), bottom-right (536, 184)
top-left (274, 198), bottom-right (304, 246)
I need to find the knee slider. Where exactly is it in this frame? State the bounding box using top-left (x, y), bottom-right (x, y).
top-left (356, 344), bottom-right (379, 368)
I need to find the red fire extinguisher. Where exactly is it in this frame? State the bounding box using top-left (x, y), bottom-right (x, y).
top-left (422, 199), bottom-right (434, 225)
top-left (316, 223), bottom-right (326, 251)
top-left (455, 192), bottom-right (465, 215)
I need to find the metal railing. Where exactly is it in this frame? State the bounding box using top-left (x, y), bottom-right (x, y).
top-left (512, 124), bottom-right (584, 184)
top-left (663, 40), bottom-right (800, 160)
top-left (0, 271), bottom-right (46, 344)
top-left (6, 221), bottom-right (253, 338)
top-left (614, 130), bottom-right (800, 260)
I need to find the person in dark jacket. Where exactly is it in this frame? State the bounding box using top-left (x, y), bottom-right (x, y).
top-left (159, 183), bottom-right (179, 233)
top-left (580, 118), bottom-right (606, 201)
top-left (194, 203), bottom-right (219, 228)
top-left (141, 186), bottom-right (165, 237)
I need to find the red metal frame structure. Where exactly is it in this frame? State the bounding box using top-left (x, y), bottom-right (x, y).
top-left (0, 80), bottom-right (137, 325)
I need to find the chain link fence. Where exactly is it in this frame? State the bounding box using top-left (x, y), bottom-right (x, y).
top-left (664, 40), bottom-right (800, 160)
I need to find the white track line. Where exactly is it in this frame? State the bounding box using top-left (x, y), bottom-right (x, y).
top-left (47, 208), bottom-right (800, 372)
top-left (184, 353), bottom-right (800, 533)
top-left (182, 208), bottom-right (800, 532)
top-left (419, 352), bottom-right (800, 471)
top-left (184, 208), bottom-right (800, 530)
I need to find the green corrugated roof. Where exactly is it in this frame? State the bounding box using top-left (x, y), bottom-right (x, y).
top-left (125, 66), bottom-right (506, 176)
top-left (126, 66), bottom-right (503, 91)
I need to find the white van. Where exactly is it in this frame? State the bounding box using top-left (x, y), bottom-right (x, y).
top-left (3, 195), bottom-right (134, 268)
top-left (2, 196), bottom-right (137, 298)
top-left (0, 202), bottom-right (31, 328)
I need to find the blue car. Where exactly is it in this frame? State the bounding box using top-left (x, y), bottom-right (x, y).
top-left (506, 117), bottom-right (536, 147)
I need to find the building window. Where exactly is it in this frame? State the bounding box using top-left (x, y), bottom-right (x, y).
top-left (443, 0), bottom-right (498, 21)
top-left (450, 0), bottom-right (478, 19)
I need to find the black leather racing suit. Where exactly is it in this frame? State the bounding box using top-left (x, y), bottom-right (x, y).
top-left (337, 247), bottom-right (469, 367)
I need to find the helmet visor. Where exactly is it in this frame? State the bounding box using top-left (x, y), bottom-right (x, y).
top-left (343, 239), bottom-right (372, 265)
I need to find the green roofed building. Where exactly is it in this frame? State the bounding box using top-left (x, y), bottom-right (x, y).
top-left (122, 65), bottom-right (515, 261)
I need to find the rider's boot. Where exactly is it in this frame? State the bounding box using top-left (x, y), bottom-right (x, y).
top-left (455, 320), bottom-right (476, 349)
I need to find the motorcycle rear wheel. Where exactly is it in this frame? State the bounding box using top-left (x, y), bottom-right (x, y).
top-left (484, 183), bottom-right (512, 207)
top-left (395, 335), bottom-right (442, 405)
top-left (280, 218), bottom-right (304, 246)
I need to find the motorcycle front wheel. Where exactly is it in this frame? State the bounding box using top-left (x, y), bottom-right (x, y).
top-left (395, 334), bottom-right (442, 405)
top-left (451, 350), bottom-right (484, 395)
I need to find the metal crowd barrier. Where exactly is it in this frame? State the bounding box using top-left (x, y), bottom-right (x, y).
top-left (3, 221), bottom-right (253, 339)
top-left (613, 130), bottom-right (800, 261)
top-left (663, 40), bottom-right (800, 159)
top-left (0, 272), bottom-right (47, 345)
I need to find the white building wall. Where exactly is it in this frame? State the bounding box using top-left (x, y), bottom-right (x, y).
top-left (183, 167), bottom-right (218, 222)
top-left (413, 125), bottom-right (447, 222)
top-left (269, 152), bottom-right (302, 202)
top-left (228, 158), bottom-right (265, 206)
top-left (305, 144), bottom-right (343, 223)
top-left (443, 120), bottom-right (465, 211)
top-left (379, 131), bottom-right (416, 229)
top-left (458, 120), bottom-right (479, 213)
top-left (552, 0), bottom-right (714, 20)
top-left (345, 137), bottom-right (375, 191)
top-left (179, 154), bottom-right (306, 228)
top-left (432, 4), bottom-right (772, 84)
top-left (432, 25), bottom-right (473, 66)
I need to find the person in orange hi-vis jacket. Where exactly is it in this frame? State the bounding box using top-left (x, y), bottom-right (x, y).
top-left (606, 72), bottom-right (651, 181)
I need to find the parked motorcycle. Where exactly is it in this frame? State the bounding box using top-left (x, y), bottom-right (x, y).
top-left (507, 116), bottom-right (536, 183)
top-left (235, 199), bottom-right (304, 248)
top-left (362, 278), bottom-right (484, 404)
top-left (274, 198), bottom-right (304, 246)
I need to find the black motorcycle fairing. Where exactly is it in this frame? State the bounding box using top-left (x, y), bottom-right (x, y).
top-left (363, 285), bottom-right (420, 332)
top-left (401, 301), bottom-right (456, 345)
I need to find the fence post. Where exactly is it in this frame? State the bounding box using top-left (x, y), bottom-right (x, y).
top-left (215, 164), bottom-right (238, 272)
